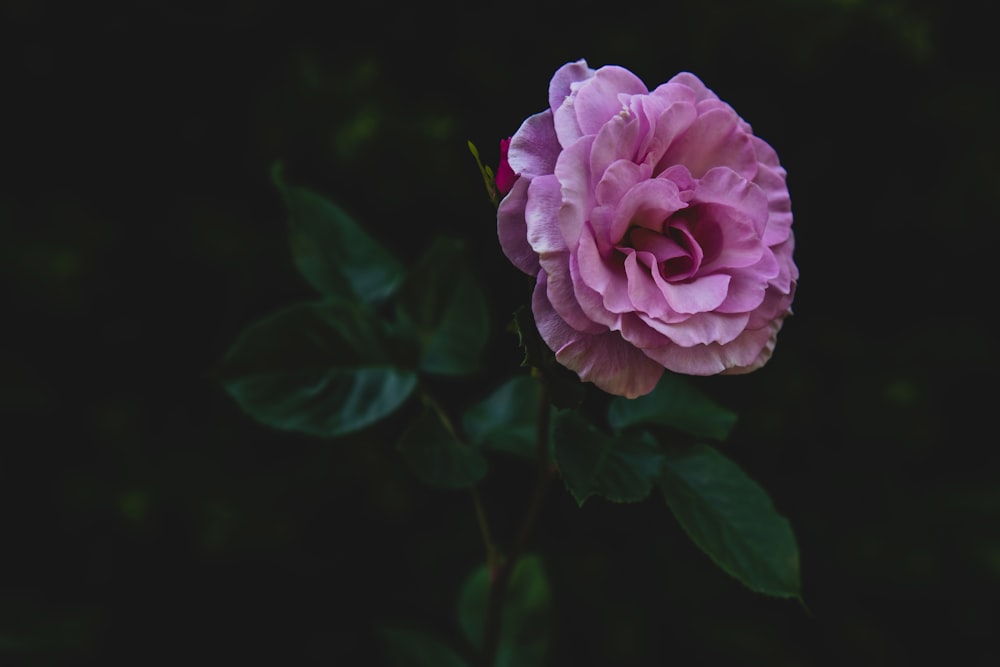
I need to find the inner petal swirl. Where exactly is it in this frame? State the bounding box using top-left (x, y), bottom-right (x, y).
top-left (619, 217), bottom-right (703, 283)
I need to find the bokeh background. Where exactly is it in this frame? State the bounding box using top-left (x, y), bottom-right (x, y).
top-left (3, 0), bottom-right (998, 664)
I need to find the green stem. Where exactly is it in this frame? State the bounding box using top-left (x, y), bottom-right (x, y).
top-left (472, 487), bottom-right (499, 572)
top-left (479, 379), bottom-right (553, 667)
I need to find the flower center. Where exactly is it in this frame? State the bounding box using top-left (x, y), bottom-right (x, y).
top-left (623, 215), bottom-right (703, 282)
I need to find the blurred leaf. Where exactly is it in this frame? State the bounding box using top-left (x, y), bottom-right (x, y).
top-left (462, 375), bottom-right (552, 461)
top-left (659, 443), bottom-right (801, 599)
top-left (272, 162), bottom-right (405, 303)
top-left (510, 305), bottom-right (584, 410)
top-left (396, 406), bottom-right (488, 488)
top-left (553, 411), bottom-right (663, 506)
top-left (396, 236), bottom-right (489, 376)
top-left (608, 372), bottom-right (737, 441)
top-left (380, 627), bottom-right (471, 667)
top-left (457, 555), bottom-right (552, 667)
top-left (217, 300), bottom-right (416, 437)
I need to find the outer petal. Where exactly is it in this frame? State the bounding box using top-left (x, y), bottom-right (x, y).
top-left (720, 318), bottom-right (785, 375)
top-left (549, 59), bottom-right (594, 116)
top-left (642, 320), bottom-right (772, 375)
top-left (509, 110), bottom-right (561, 178)
top-left (750, 135), bottom-right (794, 246)
top-left (666, 72), bottom-right (719, 103)
top-left (540, 252), bottom-right (606, 334)
top-left (497, 176), bottom-right (538, 275)
top-left (572, 66), bottom-right (648, 136)
top-left (534, 271), bottom-right (664, 398)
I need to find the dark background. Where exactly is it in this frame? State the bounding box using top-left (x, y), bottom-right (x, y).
top-left (3, 0), bottom-right (998, 664)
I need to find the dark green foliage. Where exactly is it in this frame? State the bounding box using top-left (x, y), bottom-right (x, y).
top-left (457, 555), bottom-right (552, 667)
top-left (381, 627), bottom-right (471, 667)
top-left (608, 372), bottom-right (738, 441)
top-left (462, 374), bottom-right (552, 461)
top-left (272, 162), bottom-right (405, 304)
top-left (553, 411), bottom-right (664, 506)
top-left (217, 299), bottom-right (417, 437)
top-left (660, 444), bottom-right (802, 599)
top-left (395, 237), bottom-right (490, 376)
top-left (396, 406), bottom-right (488, 488)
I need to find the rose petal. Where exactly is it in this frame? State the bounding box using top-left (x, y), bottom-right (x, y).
top-left (624, 250), bottom-right (670, 318)
top-left (719, 319), bottom-right (785, 375)
top-left (508, 110), bottom-right (561, 178)
top-left (666, 72), bottom-right (719, 103)
top-left (609, 178), bottom-right (686, 245)
top-left (618, 311), bottom-right (671, 349)
top-left (540, 252), bottom-right (606, 334)
top-left (657, 273), bottom-right (732, 316)
top-left (554, 135), bottom-right (595, 251)
top-left (590, 111), bottom-right (643, 182)
top-left (714, 265), bottom-right (771, 314)
top-left (549, 59), bottom-right (594, 116)
top-left (642, 319), bottom-right (771, 375)
top-left (640, 308), bottom-right (748, 347)
top-left (751, 137), bottom-right (794, 246)
top-left (650, 81), bottom-right (700, 106)
top-left (525, 174), bottom-right (568, 256)
top-left (573, 66), bottom-right (649, 136)
top-left (569, 252), bottom-right (619, 328)
top-left (644, 101), bottom-right (698, 171)
top-left (687, 168), bottom-right (769, 272)
top-left (575, 222), bottom-right (634, 314)
top-left (594, 159), bottom-right (647, 208)
top-left (534, 271), bottom-right (664, 398)
top-left (497, 176), bottom-right (538, 275)
top-left (658, 107), bottom-right (756, 179)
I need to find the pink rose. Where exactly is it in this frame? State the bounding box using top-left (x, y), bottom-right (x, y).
top-left (498, 60), bottom-right (798, 398)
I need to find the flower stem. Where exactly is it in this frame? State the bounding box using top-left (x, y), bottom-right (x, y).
top-left (472, 487), bottom-right (499, 572)
top-left (479, 381), bottom-right (553, 667)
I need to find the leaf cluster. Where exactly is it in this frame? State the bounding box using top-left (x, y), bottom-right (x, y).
top-left (214, 164), bottom-right (803, 665)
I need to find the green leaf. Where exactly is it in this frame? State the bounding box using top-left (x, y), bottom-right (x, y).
top-left (217, 300), bottom-right (416, 437)
top-left (396, 407), bottom-right (488, 488)
top-left (659, 443), bottom-right (801, 599)
top-left (607, 372), bottom-right (737, 441)
top-left (553, 411), bottom-right (664, 506)
top-left (462, 375), bottom-right (552, 461)
top-left (396, 236), bottom-right (489, 376)
top-left (272, 162), bottom-right (405, 304)
top-left (380, 627), bottom-right (471, 667)
top-left (457, 555), bottom-right (552, 667)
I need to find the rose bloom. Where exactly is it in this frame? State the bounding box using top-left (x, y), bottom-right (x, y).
top-left (497, 59), bottom-right (798, 398)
